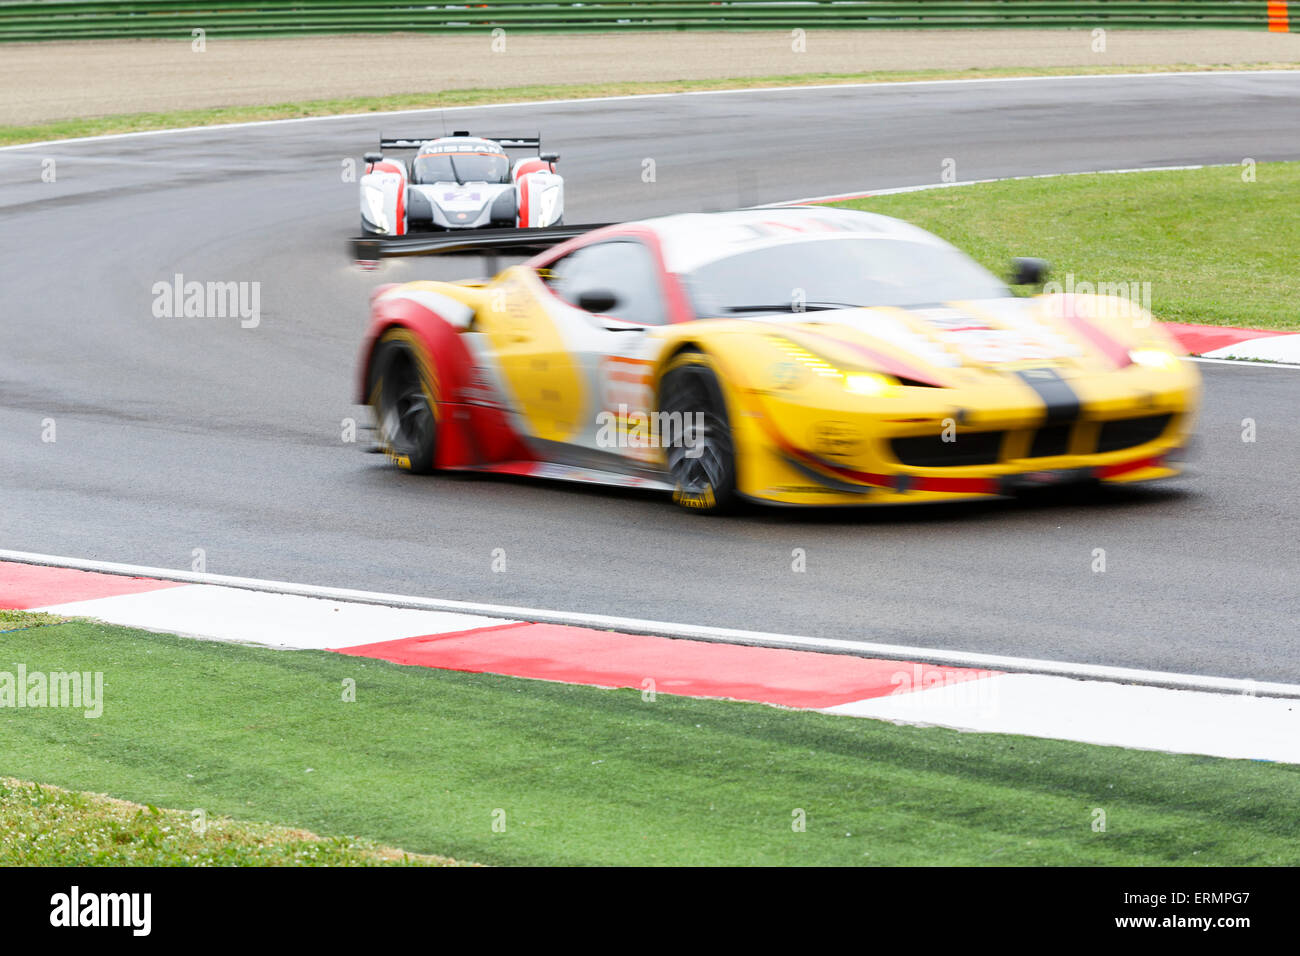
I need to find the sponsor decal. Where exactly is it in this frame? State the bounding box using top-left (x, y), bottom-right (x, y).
top-left (912, 307), bottom-right (1080, 365)
top-left (767, 360), bottom-right (810, 390)
top-left (600, 356), bottom-right (656, 411)
top-left (672, 484), bottom-right (716, 510)
top-left (809, 421), bottom-right (866, 459)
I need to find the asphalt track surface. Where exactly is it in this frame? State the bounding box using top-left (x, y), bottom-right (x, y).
top-left (2, 73), bottom-right (1298, 681)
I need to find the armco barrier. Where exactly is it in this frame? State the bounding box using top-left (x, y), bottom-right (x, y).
top-left (0, 1), bottom-right (1287, 43)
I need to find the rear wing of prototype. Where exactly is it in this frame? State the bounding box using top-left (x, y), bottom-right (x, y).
top-left (351, 223), bottom-right (612, 265)
top-left (378, 133), bottom-right (543, 151)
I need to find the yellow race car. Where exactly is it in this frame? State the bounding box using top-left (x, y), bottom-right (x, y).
top-left (357, 207), bottom-right (1199, 512)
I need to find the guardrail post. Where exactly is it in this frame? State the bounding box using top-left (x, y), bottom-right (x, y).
top-left (1268, 1), bottom-right (1291, 32)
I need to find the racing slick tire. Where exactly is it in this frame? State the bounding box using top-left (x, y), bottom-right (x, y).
top-left (367, 329), bottom-right (438, 474)
top-left (658, 350), bottom-right (738, 513)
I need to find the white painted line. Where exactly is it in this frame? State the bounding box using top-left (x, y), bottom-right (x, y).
top-left (826, 673), bottom-right (1300, 763)
top-left (37, 583), bottom-right (511, 650)
top-left (2, 69), bottom-right (1295, 153)
top-left (762, 164), bottom-right (1219, 207)
top-left (4, 550), bottom-right (1297, 699)
top-left (1189, 356), bottom-right (1300, 370)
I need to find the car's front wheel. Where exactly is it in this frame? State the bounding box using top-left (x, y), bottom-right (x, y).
top-left (368, 329), bottom-right (437, 474)
top-left (658, 350), bottom-right (737, 513)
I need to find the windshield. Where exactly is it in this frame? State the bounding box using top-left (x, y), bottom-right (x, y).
top-left (682, 237), bottom-right (1011, 316)
top-left (413, 152), bottom-right (509, 184)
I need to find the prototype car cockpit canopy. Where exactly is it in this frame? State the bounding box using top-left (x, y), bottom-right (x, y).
top-left (412, 137), bottom-right (511, 185)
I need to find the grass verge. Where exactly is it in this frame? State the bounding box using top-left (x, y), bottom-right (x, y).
top-left (0, 608), bottom-right (63, 630)
top-left (0, 777), bottom-right (466, 865)
top-left (2, 619), bottom-right (1299, 865)
top-left (835, 162), bottom-right (1300, 331)
top-left (2, 63), bottom-right (1295, 148)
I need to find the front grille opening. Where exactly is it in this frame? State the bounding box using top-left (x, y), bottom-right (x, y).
top-left (895, 377), bottom-right (941, 388)
top-left (1096, 414), bottom-right (1173, 453)
top-left (1029, 424), bottom-right (1072, 459)
top-left (891, 430), bottom-right (1003, 467)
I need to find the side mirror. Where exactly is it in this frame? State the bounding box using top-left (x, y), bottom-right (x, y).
top-left (1010, 257), bottom-right (1050, 286)
top-left (577, 289), bottom-right (619, 314)
top-left (540, 151), bottom-right (560, 163)
top-left (363, 151), bottom-right (383, 164)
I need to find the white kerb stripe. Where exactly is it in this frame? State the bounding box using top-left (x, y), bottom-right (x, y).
top-left (1202, 334), bottom-right (1300, 364)
top-left (37, 584), bottom-right (513, 650)
top-left (826, 673), bottom-right (1300, 763)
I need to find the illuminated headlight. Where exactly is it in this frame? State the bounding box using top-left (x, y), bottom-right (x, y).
top-left (844, 372), bottom-right (895, 397)
top-left (362, 186), bottom-right (389, 233)
top-left (769, 337), bottom-right (898, 396)
top-left (1128, 348), bottom-right (1180, 371)
top-left (770, 338), bottom-right (841, 380)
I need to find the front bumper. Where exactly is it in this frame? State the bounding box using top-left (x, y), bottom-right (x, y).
top-left (752, 444), bottom-right (1184, 506)
top-left (736, 383), bottom-right (1198, 507)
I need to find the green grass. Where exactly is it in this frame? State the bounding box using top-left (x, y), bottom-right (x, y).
top-left (2, 62), bottom-right (1294, 148)
top-left (834, 162), bottom-right (1300, 331)
top-left (0, 608), bottom-right (63, 630)
top-left (0, 777), bottom-right (467, 865)
top-left (3, 620), bottom-right (1300, 865)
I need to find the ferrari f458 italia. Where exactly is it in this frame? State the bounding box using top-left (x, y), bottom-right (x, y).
top-left (356, 207), bottom-right (1200, 511)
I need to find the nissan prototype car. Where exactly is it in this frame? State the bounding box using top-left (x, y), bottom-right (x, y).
top-left (359, 132), bottom-right (563, 235)
top-left (356, 207), bottom-right (1200, 512)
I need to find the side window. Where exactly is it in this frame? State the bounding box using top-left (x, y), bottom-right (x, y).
top-left (545, 240), bottom-right (668, 326)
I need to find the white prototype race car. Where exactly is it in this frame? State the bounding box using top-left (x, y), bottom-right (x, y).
top-left (359, 131), bottom-right (563, 236)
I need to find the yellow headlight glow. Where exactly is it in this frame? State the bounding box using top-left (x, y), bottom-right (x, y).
top-left (1128, 349), bottom-right (1180, 371)
top-left (844, 372), bottom-right (894, 397)
top-left (769, 338), bottom-right (842, 380)
top-left (768, 336), bottom-right (899, 397)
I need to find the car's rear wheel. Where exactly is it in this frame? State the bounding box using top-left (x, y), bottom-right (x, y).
top-left (368, 329), bottom-right (437, 474)
top-left (658, 350), bottom-right (737, 513)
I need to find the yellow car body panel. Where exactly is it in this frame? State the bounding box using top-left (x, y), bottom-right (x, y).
top-left (471, 268), bottom-right (588, 443)
top-left (638, 296), bottom-right (1198, 506)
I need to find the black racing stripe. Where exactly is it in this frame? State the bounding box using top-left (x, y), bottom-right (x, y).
top-left (1014, 368), bottom-right (1081, 426)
